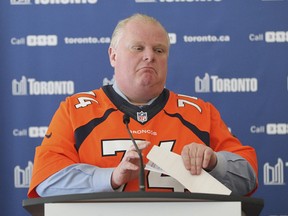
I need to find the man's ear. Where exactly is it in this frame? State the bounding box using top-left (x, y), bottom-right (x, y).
top-left (108, 47), bottom-right (116, 67)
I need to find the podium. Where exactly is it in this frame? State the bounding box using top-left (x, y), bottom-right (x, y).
top-left (23, 192), bottom-right (264, 216)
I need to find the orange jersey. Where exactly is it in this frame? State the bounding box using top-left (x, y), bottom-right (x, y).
top-left (28, 86), bottom-right (258, 198)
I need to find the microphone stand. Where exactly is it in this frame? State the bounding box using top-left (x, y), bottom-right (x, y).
top-left (123, 114), bottom-right (146, 192)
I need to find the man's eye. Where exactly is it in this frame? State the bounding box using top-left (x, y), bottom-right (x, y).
top-left (132, 46), bottom-right (143, 51)
top-left (155, 48), bottom-right (165, 54)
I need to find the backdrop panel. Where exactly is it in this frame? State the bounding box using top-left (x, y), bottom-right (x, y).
top-left (1, 1), bottom-right (287, 215)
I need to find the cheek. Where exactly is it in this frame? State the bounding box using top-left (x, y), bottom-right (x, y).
top-left (114, 61), bottom-right (132, 82)
top-left (159, 59), bottom-right (168, 74)
top-left (116, 53), bottom-right (134, 67)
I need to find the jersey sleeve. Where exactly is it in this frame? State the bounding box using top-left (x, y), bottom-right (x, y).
top-left (28, 97), bottom-right (80, 198)
top-left (208, 102), bottom-right (258, 189)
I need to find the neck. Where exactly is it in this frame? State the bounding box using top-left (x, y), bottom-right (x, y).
top-left (112, 82), bottom-right (157, 105)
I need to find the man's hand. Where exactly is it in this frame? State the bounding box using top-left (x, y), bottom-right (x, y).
top-left (181, 143), bottom-right (217, 175)
top-left (111, 141), bottom-right (150, 189)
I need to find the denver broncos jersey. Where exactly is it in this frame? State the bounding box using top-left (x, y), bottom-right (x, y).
top-left (28, 85), bottom-right (258, 198)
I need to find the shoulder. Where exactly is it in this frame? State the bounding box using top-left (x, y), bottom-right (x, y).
top-left (67, 89), bottom-right (102, 106)
top-left (53, 87), bottom-right (117, 125)
top-left (166, 90), bottom-right (213, 114)
top-left (56, 87), bottom-right (116, 118)
top-left (62, 87), bottom-right (109, 108)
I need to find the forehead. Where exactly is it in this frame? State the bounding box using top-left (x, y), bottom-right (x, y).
top-left (122, 19), bottom-right (169, 46)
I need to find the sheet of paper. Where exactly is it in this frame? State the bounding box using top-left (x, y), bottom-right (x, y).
top-left (146, 145), bottom-right (231, 195)
top-left (145, 161), bottom-right (168, 175)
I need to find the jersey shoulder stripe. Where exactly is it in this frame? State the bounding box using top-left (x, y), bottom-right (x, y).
top-left (74, 108), bottom-right (117, 151)
top-left (164, 110), bottom-right (210, 146)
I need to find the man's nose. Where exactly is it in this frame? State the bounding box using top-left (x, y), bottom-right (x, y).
top-left (143, 49), bottom-right (155, 62)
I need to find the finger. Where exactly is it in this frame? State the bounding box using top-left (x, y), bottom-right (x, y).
top-left (195, 146), bottom-right (205, 175)
top-left (203, 149), bottom-right (217, 171)
top-left (121, 161), bottom-right (139, 171)
top-left (119, 153), bottom-right (140, 173)
top-left (202, 148), bottom-right (212, 169)
top-left (123, 150), bottom-right (140, 162)
top-left (137, 141), bottom-right (150, 150)
top-left (181, 146), bottom-right (191, 170)
top-left (129, 141), bottom-right (150, 151)
top-left (189, 146), bottom-right (198, 175)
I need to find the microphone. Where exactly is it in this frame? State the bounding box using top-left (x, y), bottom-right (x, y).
top-left (123, 114), bottom-right (146, 192)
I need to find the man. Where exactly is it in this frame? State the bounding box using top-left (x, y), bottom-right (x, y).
top-left (28, 14), bottom-right (258, 198)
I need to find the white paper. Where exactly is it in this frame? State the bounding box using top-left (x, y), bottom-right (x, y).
top-left (145, 161), bottom-right (168, 175)
top-left (146, 145), bottom-right (231, 195)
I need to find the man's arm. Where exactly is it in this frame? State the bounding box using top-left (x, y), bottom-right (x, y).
top-left (210, 151), bottom-right (257, 195)
top-left (36, 141), bottom-right (150, 197)
top-left (36, 164), bottom-right (115, 197)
